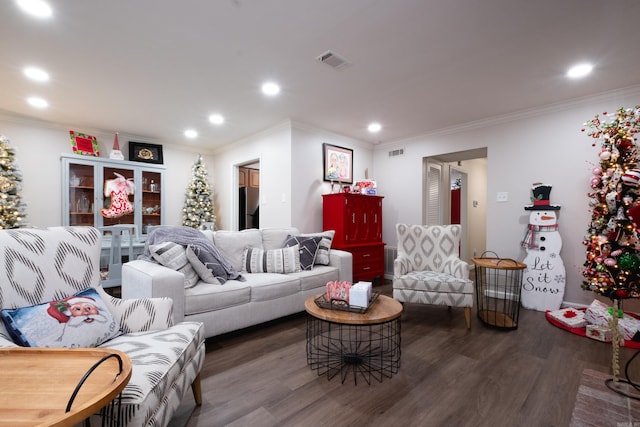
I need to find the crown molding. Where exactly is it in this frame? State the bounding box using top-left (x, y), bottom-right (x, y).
top-left (375, 84), bottom-right (640, 150)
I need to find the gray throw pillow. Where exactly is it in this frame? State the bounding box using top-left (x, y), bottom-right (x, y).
top-left (186, 245), bottom-right (221, 285)
top-left (150, 242), bottom-right (199, 288)
top-left (283, 235), bottom-right (322, 270)
top-left (299, 230), bottom-right (335, 265)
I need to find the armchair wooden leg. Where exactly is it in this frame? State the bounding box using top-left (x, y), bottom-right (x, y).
top-left (464, 307), bottom-right (471, 330)
top-left (191, 373), bottom-right (202, 406)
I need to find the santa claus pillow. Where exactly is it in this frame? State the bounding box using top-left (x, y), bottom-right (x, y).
top-left (0, 287), bottom-right (121, 348)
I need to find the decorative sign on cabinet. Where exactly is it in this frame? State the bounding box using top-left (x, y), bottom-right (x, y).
top-left (322, 193), bottom-right (385, 284)
top-left (62, 154), bottom-right (165, 235)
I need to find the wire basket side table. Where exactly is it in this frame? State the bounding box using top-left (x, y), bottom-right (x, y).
top-left (472, 255), bottom-right (527, 330)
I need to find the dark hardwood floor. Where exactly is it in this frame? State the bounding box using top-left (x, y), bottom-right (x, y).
top-left (169, 284), bottom-right (640, 427)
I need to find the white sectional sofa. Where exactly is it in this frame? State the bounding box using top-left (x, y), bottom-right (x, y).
top-left (122, 227), bottom-right (352, 339)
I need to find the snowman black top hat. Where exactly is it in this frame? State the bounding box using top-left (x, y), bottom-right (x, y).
top-left (524, 183), bottom-right (561, 210)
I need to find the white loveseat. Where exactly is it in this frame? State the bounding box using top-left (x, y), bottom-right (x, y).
top-left (123, 227), bottom-right (352, 339)
top-left (0, 226), bottom-right (205, 426)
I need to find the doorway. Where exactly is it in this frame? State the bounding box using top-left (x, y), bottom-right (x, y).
top-left (236, 160), bottom-right (260, 230)
top-left (423, 148), bottom-right (487, 262)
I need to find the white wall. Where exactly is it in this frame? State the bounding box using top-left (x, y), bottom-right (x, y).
top-left (291, 122), bottom-right (374, 233)
top-left (210, 121), bottom-right (292, 230)
top-left (0, 115), bottom-right (372, 236)
top-left (6, 87), bottom-right (640, 308)
top-left (211, 120), bottom-right (374, 233)
top-left (374, 86), bottom-right (640, 307)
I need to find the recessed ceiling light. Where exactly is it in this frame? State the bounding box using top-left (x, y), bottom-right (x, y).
top-left (567, 63), bottom-right (593, 79)
top-left (184, 129), bottom-right (198, 139)
top-left (368, 122), bottom-right (382, 133)
top-left (209, 114), bottom-right (225, 125)
top-left (23, 66), bottom-right (49, 82)
top-left (27, 96), bottom-right (48, 108)
top-left (261, 82), bottom-right (280, 96)
top-left (16, 0), bottom-right (52, 18)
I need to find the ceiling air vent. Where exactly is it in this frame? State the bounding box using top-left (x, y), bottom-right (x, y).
top-left (389, 148), bottom-right (404, 157)
top-left (317, 50), bottom-right (350, 70)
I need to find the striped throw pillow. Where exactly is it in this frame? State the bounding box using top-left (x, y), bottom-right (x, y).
top-left (242, 245), bottom-right (301, 273)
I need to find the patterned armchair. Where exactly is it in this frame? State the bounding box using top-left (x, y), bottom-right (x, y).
top-left (0, 227), bottom-right (205, 426)
top-left (393, 224), bottom-right (473, 329)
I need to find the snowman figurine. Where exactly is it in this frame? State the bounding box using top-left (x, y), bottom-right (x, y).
top-left (520, 184), bottom-right (566, 311)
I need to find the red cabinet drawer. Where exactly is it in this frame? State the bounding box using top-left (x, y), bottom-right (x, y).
top-left (344, 243), bottom-right (384, 282)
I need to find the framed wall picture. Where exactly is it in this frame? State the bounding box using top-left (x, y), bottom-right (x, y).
top-left (323, 143), bottom-right (353, 184)
top-left (129, 141), bottom-right (163, 164)
top-left (69, 130), bottom-right (100, 156)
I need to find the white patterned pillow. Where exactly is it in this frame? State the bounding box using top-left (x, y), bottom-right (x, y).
top-left (300, 230), bottom-right (335, 265)
top-left (0, 287), bottom-right (120, 348)
top-left (242, 245), bottom-right (301, 273)
top-left (149, 242), bottom-right (199, 288)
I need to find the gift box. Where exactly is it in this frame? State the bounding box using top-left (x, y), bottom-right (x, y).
top-left (326, 281), bottom-right (352, 303)
top-left (586, 324), bottom-right (612, 342)
top-left (619, 316), bottom-right (640, 341)
top-left (547, 307), bottom-right (588, 328)
top-left (584, 299), bottom-right (640, 340)
top-left (584, 299), bottom-right (612, 325)
top-left (355, 180), bottom-right (377, 195)
top-left (349, 281), bottom-right (372, 308)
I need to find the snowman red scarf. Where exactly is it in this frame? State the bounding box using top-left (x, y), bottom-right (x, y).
top-left (521, 224), bottom-right (559, 249)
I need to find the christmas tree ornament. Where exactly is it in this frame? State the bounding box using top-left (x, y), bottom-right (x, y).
top-left (618, 253), bottom-right (640, 270)
top-left (622, 169), bottom-right (640, 186)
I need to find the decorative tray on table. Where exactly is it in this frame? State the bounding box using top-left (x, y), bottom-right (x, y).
top-left (314, 291), bottom-right (380, 314)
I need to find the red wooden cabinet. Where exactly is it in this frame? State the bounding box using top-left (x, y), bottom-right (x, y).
top-left (322, 193), bottom-right (384, 283)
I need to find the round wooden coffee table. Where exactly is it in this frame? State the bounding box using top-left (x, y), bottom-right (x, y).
top-left (305, 294), bottom-right (402, 384)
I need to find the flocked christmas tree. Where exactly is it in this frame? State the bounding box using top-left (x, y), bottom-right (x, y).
top-left (182, 154), bottom-right (216, 229)
top-left (582, 106), bottom-right (640, 300)
top-left (0, 135), bottom-right (27, 229)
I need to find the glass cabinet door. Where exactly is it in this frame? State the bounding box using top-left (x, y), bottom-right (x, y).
top-left (101, 166), bottom-right (136, 227)
top-left (141, 170), bottom-right (162, 233)
top-left (68, 163), bottom-right (96, 226)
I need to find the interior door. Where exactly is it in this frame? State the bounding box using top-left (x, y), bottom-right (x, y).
top-left (424, 159), bottom-right (448, 225)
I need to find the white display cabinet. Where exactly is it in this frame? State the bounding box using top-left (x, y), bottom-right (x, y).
top-left (61, 154), bottom-right (165, 235)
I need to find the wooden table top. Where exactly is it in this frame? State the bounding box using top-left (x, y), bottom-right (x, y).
top-left (472, 256), bottom-right (526, 270)
top-left (305, 294), bottom-right (403, 325)
top-left (0, 347), bottom-right (132, 427)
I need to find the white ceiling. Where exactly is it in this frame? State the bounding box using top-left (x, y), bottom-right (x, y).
top-left (2, 0), bottom-right (640, 150)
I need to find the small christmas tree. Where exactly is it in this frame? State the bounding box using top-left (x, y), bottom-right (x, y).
top-left (182, 154), bottom-right (216, 229)
top-left (582, 106), bottom-right (640, 299)
top-left (0, 135), bottom-right (27, 229)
